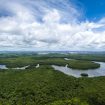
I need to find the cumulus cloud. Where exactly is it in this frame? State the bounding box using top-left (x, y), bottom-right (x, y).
top-left (0, 0), bottom-right (105, 51)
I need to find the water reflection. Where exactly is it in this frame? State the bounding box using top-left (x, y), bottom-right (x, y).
top-left (52, 62), bottom-right (105, 78)
top-left (0, 65), bottom-right (8, 69)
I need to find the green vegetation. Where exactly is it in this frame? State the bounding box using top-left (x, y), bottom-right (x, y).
top-left (0, 65), bottom-right (105, 105)
top-left (0, 53), bottom-right (105, 105)
top-left (47, 98), bottom-right (89, 105)
top-left (67, 60), bottom-right (100, 70)
top-left (81, 73), bottom-right (88, 77)
top-left (67, 54), bottom-right (105, 62)
top-left (0, 57), bottom-right (100, 70)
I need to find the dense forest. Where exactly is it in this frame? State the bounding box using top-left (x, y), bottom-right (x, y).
top-left (0, 53), bottom-right (105, 105)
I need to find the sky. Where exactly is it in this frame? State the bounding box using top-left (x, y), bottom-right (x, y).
top-left (0, 0), bottom-right (105, 51)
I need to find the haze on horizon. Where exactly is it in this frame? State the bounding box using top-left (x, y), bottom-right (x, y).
top-left (0, 0), bottom-right (105, 51)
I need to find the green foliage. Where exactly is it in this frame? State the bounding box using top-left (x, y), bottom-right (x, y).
top-left (0, 65), bottom-right (105, 105)
top-left (81, 73), bottom-right (88, 77)
top-left (67, 60), bottom-right (100, 70)
top-left (0, 56), bottom-right (100, 70)
top-left (0, 53), bottom-right (105, 105)
top-left (47, 98), bottom-right (89, 105)
top-left (68, 54), bottom-right (105, 62)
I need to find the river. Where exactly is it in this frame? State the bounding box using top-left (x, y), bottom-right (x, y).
top-left (52, 59), bottom-right (105, 77)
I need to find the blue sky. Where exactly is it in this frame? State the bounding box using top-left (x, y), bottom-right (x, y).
top-left (0, 0), bottom-right (105, 21)
top-left (77, 0), bottom-right (105, 21)
top-left (0, 0), bottom-right (105, 51)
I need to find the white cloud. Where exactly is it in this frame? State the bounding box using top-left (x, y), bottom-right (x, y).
top-left (0, 0), bottom-right (105, 51)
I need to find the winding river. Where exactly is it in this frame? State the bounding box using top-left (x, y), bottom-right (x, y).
top-left (52, 58), bottom-right (105, 78)
top-left (0, 59), bottom-right (105, 78)
top-left (0, 64), bottom-right (40, 70)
